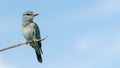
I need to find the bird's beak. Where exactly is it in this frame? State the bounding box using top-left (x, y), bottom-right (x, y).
top-left (34, 13), bottom-right (39, 16)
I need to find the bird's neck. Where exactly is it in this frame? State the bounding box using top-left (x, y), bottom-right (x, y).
top-left (22, 19), bottom-right (33, 26)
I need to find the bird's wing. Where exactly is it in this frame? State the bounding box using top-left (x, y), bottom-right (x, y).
top-left (30, 23), bottom-right (43, 62)
top-left (30, 22), bottom-right (41, 39)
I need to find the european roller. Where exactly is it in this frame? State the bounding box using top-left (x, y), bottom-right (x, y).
top-left (22, 10), bottom-right (42, 63)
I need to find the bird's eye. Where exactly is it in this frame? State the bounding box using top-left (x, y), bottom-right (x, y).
top-left (26, 14), bottom-right (31, 16)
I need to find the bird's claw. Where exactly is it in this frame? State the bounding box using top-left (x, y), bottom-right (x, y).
top-left (25, 42), bottom-right (29, 45)
top-left (33, 39), bottom-right (38, 42)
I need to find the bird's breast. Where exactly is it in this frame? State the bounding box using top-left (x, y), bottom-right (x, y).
top-left (22, 24), bottom-right (34, 40)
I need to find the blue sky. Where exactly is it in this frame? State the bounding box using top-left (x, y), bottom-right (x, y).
top-left (0, 0), bottom-right (120, 68)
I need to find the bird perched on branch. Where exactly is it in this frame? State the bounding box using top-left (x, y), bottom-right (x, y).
top-left (22, 10), bottom-right (42, 63)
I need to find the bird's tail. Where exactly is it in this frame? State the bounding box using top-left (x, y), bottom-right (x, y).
top-left (35, 48), bottom-right (42, 63)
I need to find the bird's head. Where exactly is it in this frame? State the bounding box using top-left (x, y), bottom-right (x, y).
top-left (22, 10), bottom-right (39, 22)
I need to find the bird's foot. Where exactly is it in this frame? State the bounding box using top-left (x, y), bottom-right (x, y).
top-left (33, 39), bottom-right (38, 42)
top-left (25, 42), bottom-right (29, 45)
top-left (26, 43), bottom-right (29, 45)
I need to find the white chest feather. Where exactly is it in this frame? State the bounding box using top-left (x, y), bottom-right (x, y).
top-left (22, 23), bottom-right (35, 34)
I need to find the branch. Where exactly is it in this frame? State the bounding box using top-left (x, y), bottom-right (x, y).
top-left (0, 36), bottom-right (47, 52)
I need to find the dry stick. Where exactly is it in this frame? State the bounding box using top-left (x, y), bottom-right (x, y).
top-left (0, 36), bottom-right (47, 52)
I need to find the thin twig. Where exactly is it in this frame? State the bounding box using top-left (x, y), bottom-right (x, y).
top-left (0, 36), bottom-right (47, 52)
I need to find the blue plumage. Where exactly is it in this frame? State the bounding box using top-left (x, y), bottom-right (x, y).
top-left (22, 10), bottom-right (42, 63)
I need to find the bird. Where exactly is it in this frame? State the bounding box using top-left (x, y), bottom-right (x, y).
top-left (22, 10), bottom-right (43, 63)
